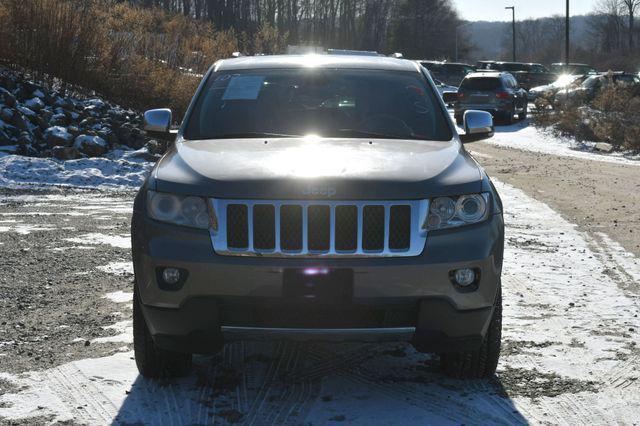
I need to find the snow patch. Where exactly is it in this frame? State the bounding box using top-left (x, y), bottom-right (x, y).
top-left (489, 123), bottom-right (640, 166)
top-left (65, 233), bottom-right (130, 249)
top-left (91, 321), bottom-right (132, 344)
top-left (103, 291), bottom-right (133, 304)
top-left (98, 262), bottom-right (133, 276)
top-left (0, 149), bottom-right (153, 190)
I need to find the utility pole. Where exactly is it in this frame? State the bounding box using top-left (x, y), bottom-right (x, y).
top-left (505, 6), bottom-right (516, 61)
top-left (565, 0), bottom-right (570, 67)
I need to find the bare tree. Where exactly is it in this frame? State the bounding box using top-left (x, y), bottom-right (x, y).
top-left (620, 0), bottom-right (640, 48)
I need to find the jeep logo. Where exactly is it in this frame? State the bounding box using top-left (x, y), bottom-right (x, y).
top-left (302, 185), bottom-right (337, 198)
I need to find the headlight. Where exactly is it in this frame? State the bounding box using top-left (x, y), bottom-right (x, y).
top-left (147, 191), bottom-right (216, 230)
top-left (423, 193), bottom-right (489, 230)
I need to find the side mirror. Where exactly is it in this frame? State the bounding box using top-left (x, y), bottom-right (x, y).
top-left (143, 108), bottom-right (175, 141)
top-left (460, 110), bottom-right (494, 143)
top-left (442, 91), bottom-right (458, 104)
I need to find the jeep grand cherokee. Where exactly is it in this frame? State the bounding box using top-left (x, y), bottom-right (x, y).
top-left (131, 54), bottom-right (504, 379)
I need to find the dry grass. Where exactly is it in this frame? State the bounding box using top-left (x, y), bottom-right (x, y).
top-left (0, 0), bottom-right (285, 119)
top-left (533, 85), bottom-right (640, 151)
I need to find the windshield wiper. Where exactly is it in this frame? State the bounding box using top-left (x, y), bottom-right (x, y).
top-left (333, 129), bottom-right (411, 139)
top-left (213, 132), bottom-right (302, 139)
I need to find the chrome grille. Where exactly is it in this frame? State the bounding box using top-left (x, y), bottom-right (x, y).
top-left (209, 199), bottom-right (429, 258)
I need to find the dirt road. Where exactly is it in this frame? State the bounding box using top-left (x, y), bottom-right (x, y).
top-left (469, 141), bottom-right (640, 260)
top-left (1, 126), bottom-right (639, 424)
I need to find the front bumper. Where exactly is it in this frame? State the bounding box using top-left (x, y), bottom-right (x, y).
top-left (132, 210), bottom-right (504, 353)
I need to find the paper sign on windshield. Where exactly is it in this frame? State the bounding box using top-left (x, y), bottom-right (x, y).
top-left (222, 76), bottom-right (265, 100)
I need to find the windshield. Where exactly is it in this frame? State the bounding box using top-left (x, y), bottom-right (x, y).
top-left (583, 76), bottom-right (599, 88)
top-left (184, 68), bottom-right (452, 141)
top-left (461, 77), bottom-right (502, 91)
top-left (498, 63), bottom-right (529, 72)
top-left (443, 64), bottom-right (475, 74)
top-left (527, 64), bottom-right (548, 73)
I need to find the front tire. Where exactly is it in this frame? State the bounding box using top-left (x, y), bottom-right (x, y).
top-left (519, 103), bottom-right (528, 120)
top-left (133, 286), bottom-right (192, 378)
top-left (503, 107), bottom-right (515, 125)
top-left (439, 288), bottom-right (502, 379)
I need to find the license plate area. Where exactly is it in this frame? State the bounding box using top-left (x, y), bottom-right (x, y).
top-left (283, 268), bottom-right (354, 303)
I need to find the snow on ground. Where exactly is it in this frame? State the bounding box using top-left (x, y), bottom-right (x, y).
top-left (104, 291), bottom-right (134, 304)
top-left (1, 180), bottom-right (639, 424)
top-left (0, 148), bottom-right (153, 190)
top-left (449, 112), bottom-right (640, 166)
top-left (98, 262), bottom-right (134, 276)
top-left (487, 121), bottom-right (640, 166)
top-left (65, 233), bottom-right (130, 249)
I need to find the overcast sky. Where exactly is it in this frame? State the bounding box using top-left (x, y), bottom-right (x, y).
top-left (453, 0), bottom-right (598, 22)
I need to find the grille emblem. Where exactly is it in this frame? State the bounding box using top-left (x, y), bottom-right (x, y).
top-left (302, 185), bottom-right (336, 198)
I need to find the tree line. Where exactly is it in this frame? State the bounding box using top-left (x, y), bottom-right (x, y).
top-left (124, 0), bottom-right (470, 59)
top-left (494, 0), bottom-right (640, 71)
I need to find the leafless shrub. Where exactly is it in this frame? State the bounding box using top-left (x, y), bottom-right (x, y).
top-left (533, 86), bottom-right (640, 151)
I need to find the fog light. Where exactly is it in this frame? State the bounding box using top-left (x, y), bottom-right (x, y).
top-left (453, 268), bottom-right (476, 287)
top-left (162, 268), bottom-right (181, 285)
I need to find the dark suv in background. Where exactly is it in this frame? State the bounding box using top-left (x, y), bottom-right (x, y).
top-left (549, 63), bottom-right (597, 76)
top-left (476, 61), bottom-right (556, 91)
top-left (420, 61), bottom-right (476, 86)
top-left (454, 71), bottom-right (528, 125)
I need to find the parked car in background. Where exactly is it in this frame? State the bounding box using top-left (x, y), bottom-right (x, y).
top-left (529, 74), bottom-right (589, 101)
top-left (564, 72), bottom-right (640, 101)
top-left (477, 62), bottom-right (556, 91)
top-left (549, 63), bottom-right (597, 76)
top-left (433, 78), bottom-right (458, 98)
top-left (420, 61), bottom-right (476, 86)
top-left (476, 61), bottom-right (496, 71)
top-left (454, 71), bottom-right (528, 125)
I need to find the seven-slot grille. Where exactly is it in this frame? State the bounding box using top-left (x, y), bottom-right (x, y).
top-left (209, 199), bottom-right (429, 258)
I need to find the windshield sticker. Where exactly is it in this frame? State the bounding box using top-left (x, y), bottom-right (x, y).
top-left (222, 75), bottom-right (265, 100)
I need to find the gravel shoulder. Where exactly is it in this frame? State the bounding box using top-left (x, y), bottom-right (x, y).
top-left (468, 141), bottom-right (640, 260)
top-left (0, 189), bottom-right (136, 374)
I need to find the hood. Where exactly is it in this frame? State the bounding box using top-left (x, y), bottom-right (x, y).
top-left (530, 84), bottom-right (552, 92)
top-left (150, 137), bottom-right (482, 200)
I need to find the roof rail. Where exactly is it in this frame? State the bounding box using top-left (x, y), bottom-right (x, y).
top-left (231, 51), bottom-right (244, 58)
top-left (389, 52), bottom-right (404, 59)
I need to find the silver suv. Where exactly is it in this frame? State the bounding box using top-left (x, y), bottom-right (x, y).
top-left (454, 72), bottom-right (528, 125)
top-left (132, 54), bottom-right (504, 380)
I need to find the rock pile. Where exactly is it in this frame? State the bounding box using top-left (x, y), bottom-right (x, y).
top-left (0, 68), bottom-right (165, 160)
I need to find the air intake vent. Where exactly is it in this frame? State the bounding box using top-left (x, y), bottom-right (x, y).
top-left (215, 199), bottom-right (428, 258)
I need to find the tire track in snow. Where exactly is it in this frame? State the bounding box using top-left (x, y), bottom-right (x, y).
top-left (45, 363), bottom-right (118, 423)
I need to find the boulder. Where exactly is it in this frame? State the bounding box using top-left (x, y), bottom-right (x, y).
top-left (17, 144), bottom-right (39, 156)
top-left (44, 126), bottom-right (74, 147)
top-left (0, 108), bottom-right (13, 122)
top-left (17, 131), bottom-right (34, 146)
top-left (24, 97), bottom-right (45, 111)
top-left (594, 142), bottom-right (614, 153)
top-left (74, 134), bottom-right (108, 157)
top-left (0, 87), bottom-right (17, 107)
top-left (16, 106), bottom-right (36, 118)
top-left (0, 143), bottom-right (18, 154)
top-left (10, 111), bottom-right (29, 131)
top-left (0, 129), bottom-right (14, 145)
top-left (51, 146), bottom-right (81, 160)
top-left (49, 113), bottom-right (68, 126)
